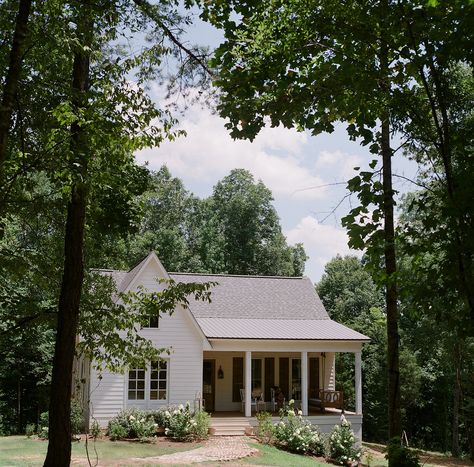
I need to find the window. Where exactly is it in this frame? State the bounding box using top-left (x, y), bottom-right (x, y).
top-left (150, 361), bottom-right (167, 400)
top-left (291, 358), bottom-right (301, 400)
top-left (251, 359), bottom-right (263, 395)
top-left (144, 315), bottom-right (159, 328)
top-left (232, 357), bottom-right (243, 402)
top-left (128, 368), bottom-right (145, 400)
top-left (127, 361), bottom-right (168, 403)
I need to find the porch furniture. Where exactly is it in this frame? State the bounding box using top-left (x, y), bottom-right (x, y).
top-left (240, 388), bottom-right (266, 413)
top-left (308, 389), bottom-right (344, 412)
top-left (270, 386), bottom-right (286, 412)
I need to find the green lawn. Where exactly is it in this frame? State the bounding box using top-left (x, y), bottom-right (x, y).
top-left (0, 436), bottom-right (200, 466)
top-left (242, 442), bottom-right (331, 466)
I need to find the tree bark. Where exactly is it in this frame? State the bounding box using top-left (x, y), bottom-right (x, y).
top-left (379, 19), bottom-right (401, 446)
top-left (0, 0), bottom-right (32, 179)
top-left (43, 12), bottom-right (92, 467)
top-left (452, 343), bottom-right (461, 457)
top-left (381, 114), bottom-right (401, 443)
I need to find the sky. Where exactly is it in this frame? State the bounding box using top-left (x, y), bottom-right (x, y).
top-left (135, 10), bottom-right (419, 283)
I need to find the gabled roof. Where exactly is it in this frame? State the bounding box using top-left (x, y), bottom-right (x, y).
top-left (98, 253), bottom-right (370, 342)
top-left (168, 273), bottom-right (329, 320)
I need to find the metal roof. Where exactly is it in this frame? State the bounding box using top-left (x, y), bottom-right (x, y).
top-left (97, 253), bottom-right (369, 342)
top-left (196, 318), bottom-right (370, 341)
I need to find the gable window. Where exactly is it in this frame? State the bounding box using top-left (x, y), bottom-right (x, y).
top-left (128, 368), bottom-right (145, 400)
top-left (127, 360), bottom-right (168, 404)
top-left (144, 315), bottom-right (159, 328)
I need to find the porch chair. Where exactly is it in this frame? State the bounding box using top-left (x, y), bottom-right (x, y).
top-left (270, 387), bottom-right (286, 412)
top-left (240, 388), bottom-right (265, 413)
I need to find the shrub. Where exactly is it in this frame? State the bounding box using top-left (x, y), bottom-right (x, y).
top-left (107, 408), bottom-right (159, 440)
top-left (149, 408), bottom-right (171, 429)
top-left (328, 416), bottom-right (361, 465)
top-left (256, 411), bottom-right (274, 444)
top-left (38, 411), bottom-right (49, 439)
top-left (164, 403), bottom-right (194, 441)
top-left (70, 399), bottom-right (85, 435)
top-left (109, 422), bottom-right (129, 441)
top-left (89, 420), bottom-right (101, 439)
top-left (385, 438), bottom-right (420, 467)
top-left (25, 423), bottom-right (36, 438)
top-left (191, 410), bottom-right (210, 440)
top-left (274, 400), bottom-right (324, 455)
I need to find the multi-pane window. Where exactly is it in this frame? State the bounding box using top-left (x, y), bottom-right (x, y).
top-left (150, 361), bottom-right (167, 400)
top-left (127, 361), bottom-right (168, 402)
top-left (128, 368), bottom-right (145, 400)
top-left (251, 359), bottom-right (263, 395)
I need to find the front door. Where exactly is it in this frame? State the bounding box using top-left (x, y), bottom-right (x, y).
top-left (203, 360), bottom-right (215, 412)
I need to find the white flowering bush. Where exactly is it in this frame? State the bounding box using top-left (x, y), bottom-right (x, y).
top-left (108, 408), bottom-right (157, 440)
top-left (328, 416), bottom-right (361, 465)
top-left (274, 400), bottom-right (324, 455)
top-left (164, 402), bottom-right (209, 441)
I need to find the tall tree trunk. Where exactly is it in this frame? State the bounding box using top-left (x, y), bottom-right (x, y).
top-left (0, 0), bottom-right (32, 181)
top-left (452, 343), bottom-right (461, 457)
top-left (381, 114), bottom-right (401, 443)
top-left (379, 19), bottom-right (401, 445)
top-left (43, 12), bottom-right (92, 467)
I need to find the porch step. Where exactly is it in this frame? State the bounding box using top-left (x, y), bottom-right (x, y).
top-left (210, 416), bottom-right (252, 436)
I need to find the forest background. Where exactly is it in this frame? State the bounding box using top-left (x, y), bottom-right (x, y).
top-left (0, 0), bottom-right (472, 464)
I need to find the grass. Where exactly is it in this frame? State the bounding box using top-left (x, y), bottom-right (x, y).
top-left (242, 442), bottom-right (331, 466)
top-left (0, 435), bottom-right (200, 466)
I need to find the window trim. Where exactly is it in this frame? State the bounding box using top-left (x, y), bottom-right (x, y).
top-left (125, 359), bottom-right (169, 407)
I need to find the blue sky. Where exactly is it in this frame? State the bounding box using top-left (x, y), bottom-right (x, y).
top-left (135, 10), bottom-right (419, 282)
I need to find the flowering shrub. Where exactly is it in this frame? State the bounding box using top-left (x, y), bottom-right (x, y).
top-left (107, 408), bottom-right (157, 440)
top-left (274, 400), bottom-right (324, 455)
top-left (164, 403), bottom-right (195, 441)
top-left (108, 404), bottom-right (209, 442)
top-left (328, 415), bottom-right (361, 465)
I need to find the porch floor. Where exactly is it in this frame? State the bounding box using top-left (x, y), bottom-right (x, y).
top-left (210, 408), bottom-right (350, 418)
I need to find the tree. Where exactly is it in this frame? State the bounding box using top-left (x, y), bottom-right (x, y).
top-left (200, 1), bottom-right (474, 448)
top-left (206, 169), bottom-right (306, 275)
top-left (201, 0), bottom-right (403, 442)
top-left (126, 167), bottom-right (307, 276)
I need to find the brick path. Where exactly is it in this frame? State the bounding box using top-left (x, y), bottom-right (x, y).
top-left (135, 436), bottom-right (258, 464)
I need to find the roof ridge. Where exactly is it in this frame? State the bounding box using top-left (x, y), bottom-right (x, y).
top-left (169, 272), bottom-right (304, 279)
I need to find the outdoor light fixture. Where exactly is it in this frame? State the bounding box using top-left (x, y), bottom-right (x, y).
top-left (217, 366), bottom-right (224, 379)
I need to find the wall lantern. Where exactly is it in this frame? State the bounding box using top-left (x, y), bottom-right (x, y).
top-left (217, 366), bottom-right (224, 379)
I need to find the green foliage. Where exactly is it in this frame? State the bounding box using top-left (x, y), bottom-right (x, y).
top-left (38, 411), bottom-right (49, 439)
top-left (385, 438), bottom-right (420, 467)
top-left (273, 401), bottom-right (324, 455)
top-left (164, 403), bottom-right (195, 442)
top-left (256, 411), bottom-right (274, 444)
top-left (328, 417), bottom-right (362, 465)
top-left (70, 399), bottom-right (84, 435)
top-left (25, 423), bottom-right (35, 438)
top-left (89, 420), bottom-right (101, 439)
top-left (191, 410), bottom-right (210, 440)
top-left (108, 423), bottom-right (129, 441)
top-left (126, 167), bottom-right (307, 277)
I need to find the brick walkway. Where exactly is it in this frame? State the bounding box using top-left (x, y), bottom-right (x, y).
top-left (135, 436), bottom-right (258, 464)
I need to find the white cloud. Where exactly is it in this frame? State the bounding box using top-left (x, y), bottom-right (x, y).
top-left (285, 215), bottom-right (361, 281)
top-left (315, 150), bottom-right (363, 181)
top-left (135, 104), bottom-right (329, 201)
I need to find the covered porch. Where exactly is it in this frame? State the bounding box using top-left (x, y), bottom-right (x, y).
top-left (202, 340), bottom-right (363, 437)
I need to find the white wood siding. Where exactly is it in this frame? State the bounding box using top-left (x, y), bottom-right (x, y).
top-left (324, 352), bottom-right (336, 390)
top-left (89, 258), bottom-right (204, 427)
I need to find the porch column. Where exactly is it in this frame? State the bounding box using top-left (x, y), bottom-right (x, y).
top-left (301, 351), bottom-right (308, 416)
top-left (355, 351), bottom-right (362, 414)
top-left (245, 351), bottom-right (252, 417)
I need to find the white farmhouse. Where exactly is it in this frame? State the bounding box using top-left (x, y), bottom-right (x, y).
top-left (78, 251), bottom-right (369, 438)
